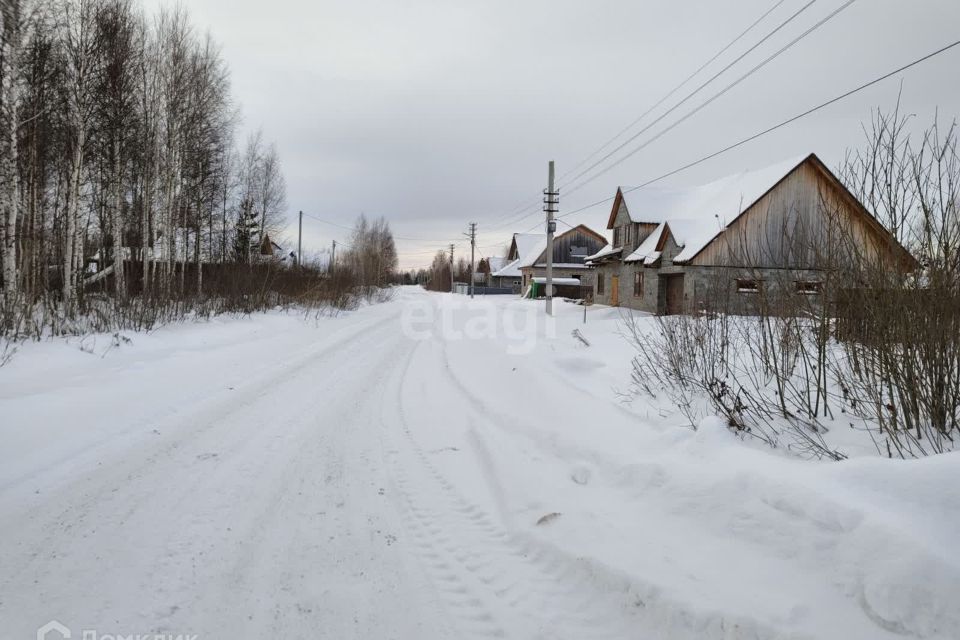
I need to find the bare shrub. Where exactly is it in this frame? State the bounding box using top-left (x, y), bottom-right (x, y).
top-left (627, 107), bottom-right (958, 460)
top-left (832, 110), bottom-right (960, 457)
top-left (625, 304), bottom-right (844, 460)
top-left (0, 259), bottom-right (369, 365)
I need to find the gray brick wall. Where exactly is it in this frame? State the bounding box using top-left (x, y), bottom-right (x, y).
top-left (588, 262), bottom-right (827, 315)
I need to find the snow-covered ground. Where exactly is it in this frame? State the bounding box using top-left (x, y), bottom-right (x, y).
top-left (1, 287), bottom-right (957, 639)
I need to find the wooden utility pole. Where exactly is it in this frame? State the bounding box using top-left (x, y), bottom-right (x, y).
top-left (297, 210), bottom-right (303, 267)
top-left (544, 161), bottom-right (558, 316)
top-left (330, 239), bottom-right (336, 273)
top-left (468, 222), bottom-right (477, 299)
top-left (449, 243), bottom-right (455, 294)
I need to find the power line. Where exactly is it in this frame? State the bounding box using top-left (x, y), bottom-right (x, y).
top-left (484, 193), bottom-right (546, 230)
top-left (299, 211), bottom-right (462, 243)
top-left (402, 248), bottom-right (462, 257)
top-left (557, 38), bottom-right (960, 221)
top-left (560, 0), bottom-right (857, 198)
top-left (556, 0), bottom-right (789, 184)
top-left (486, 0), bottom-right (822, 234)
top-left (297, 211), bottom-right (472, 270)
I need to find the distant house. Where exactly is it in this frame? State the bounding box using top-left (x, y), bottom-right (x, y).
top-left (511, 225), bottom-right (607, 294)
top-left (257, 233), bottom-right (297, 265)
top-left (489, 239), bottom-right (535, 291)
top-left (476, 256), bottom-right (510, 288)
top-left (586, 153), bottom-right (914, 314)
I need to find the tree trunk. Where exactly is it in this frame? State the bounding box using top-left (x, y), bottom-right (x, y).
top-left (194, 197), bottom-right (202, 296)
top-left (0, 2), bottom-right (22, 302)
top-left (112, 138), bottom-right (125, 299)
top-left (141, 168), bottom-right (151, 296)
top-left (0, 95), bottom-right (17, 301)
top-left (63, 131), bottom-right (84, 307)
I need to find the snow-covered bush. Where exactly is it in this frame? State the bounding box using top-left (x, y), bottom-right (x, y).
top-left (625, 310), bottom-right (845, 460)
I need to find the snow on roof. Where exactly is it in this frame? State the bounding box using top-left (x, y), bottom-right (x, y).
top-left (585, 244), bottom-right (621, 262)
top-left (532, 277), bottom-right (581, 285)
top-left (486, 256), bottom-right (509, 273)
top-left (532, 263), bottom-right (592, 269)
top-left (491, 258), bottom-right (522, 278)
top-left (512, 233), bottom-right (548, 269)
top-left (625, 222), bottom-right (666, 264)
top-left (618, 155), bottom-right (808, 264)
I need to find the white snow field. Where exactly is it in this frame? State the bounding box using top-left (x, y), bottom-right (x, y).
top-left (1, 286), bottom-right (958, 639)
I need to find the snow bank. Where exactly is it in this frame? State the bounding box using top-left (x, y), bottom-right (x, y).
top-left (420, 293), bottom-right (960, 639)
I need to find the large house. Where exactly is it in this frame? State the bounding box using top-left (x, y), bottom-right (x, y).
top-left (586, 153), bottom-right (913, 314)
top-left (492, 225), bottom-right (607, 294)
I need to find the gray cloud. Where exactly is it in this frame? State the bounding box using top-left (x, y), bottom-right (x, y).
top-left (148, 0), bottom-right (960, 268)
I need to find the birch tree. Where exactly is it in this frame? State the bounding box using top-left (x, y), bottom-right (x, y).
top-left (18, 9), bottom-right (63, 298)
top-left (60, 0), bottom-right (100, 306)
top-left (155, 6), bottom-right (191, 296)
top-left (94, 0), bottom-right (137, 298)
top-left (181, 31), bottom-right (229, 295)
top-left (0, 0), bottom-right (28, 301)
top-left (0, 0), bottom-right (293, 328)
top-left (256, 141), bottom-right (285, 241)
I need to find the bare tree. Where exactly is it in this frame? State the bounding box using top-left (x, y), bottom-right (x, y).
top-left (93, 0), bottom-right (138, 299)
top-left (0, 0), bottom-right (30, 302)
top-left (255, 140), bottom-right (285, 240)
top-left (60, 0), bottom-right (101, 307)
top-left (425, 249), bottom-right (451, 292)
top-left (0, 0), bottom-right (332, 347)
top-left (345, 214), bottom-right (397, 289)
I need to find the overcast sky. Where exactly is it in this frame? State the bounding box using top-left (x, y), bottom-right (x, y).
top-left (145, 0), bottom-right (960, 269)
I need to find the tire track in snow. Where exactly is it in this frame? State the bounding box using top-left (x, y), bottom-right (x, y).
top-left (432, 307), bottom-right (809, 640)
top-left (1, 307), bottom-right (452, 639)
top-left (0, 310), bottom-right (403, 594)
top-left (381, 337), bottom-right (641, 640)
top-left (0, 307), bottom-right (402, 502)
top-left (380, 340), bottom-right (509, 639)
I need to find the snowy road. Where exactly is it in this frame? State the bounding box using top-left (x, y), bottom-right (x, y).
top-left (2, 287), bottom-right (959, 639)
top-left (1, 299), bottom-right (451, 638)
top-left (0, 291), bottom-right (636, 639)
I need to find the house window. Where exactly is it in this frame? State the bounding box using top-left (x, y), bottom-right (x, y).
top-left (570, 245), bottom-right (588, 257)
top-left (624, 225), bottom-right (632, 249)
top-left (613, 227), bottom-right (621, 248)
top-left (597, 273), bottom-right (605, 295)
top-left (736, 278), bottom-right (761, 294)
top-left (796, 280), bottom-right (823, 295)
top-left (633, 271), bottom-right (643, 297)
